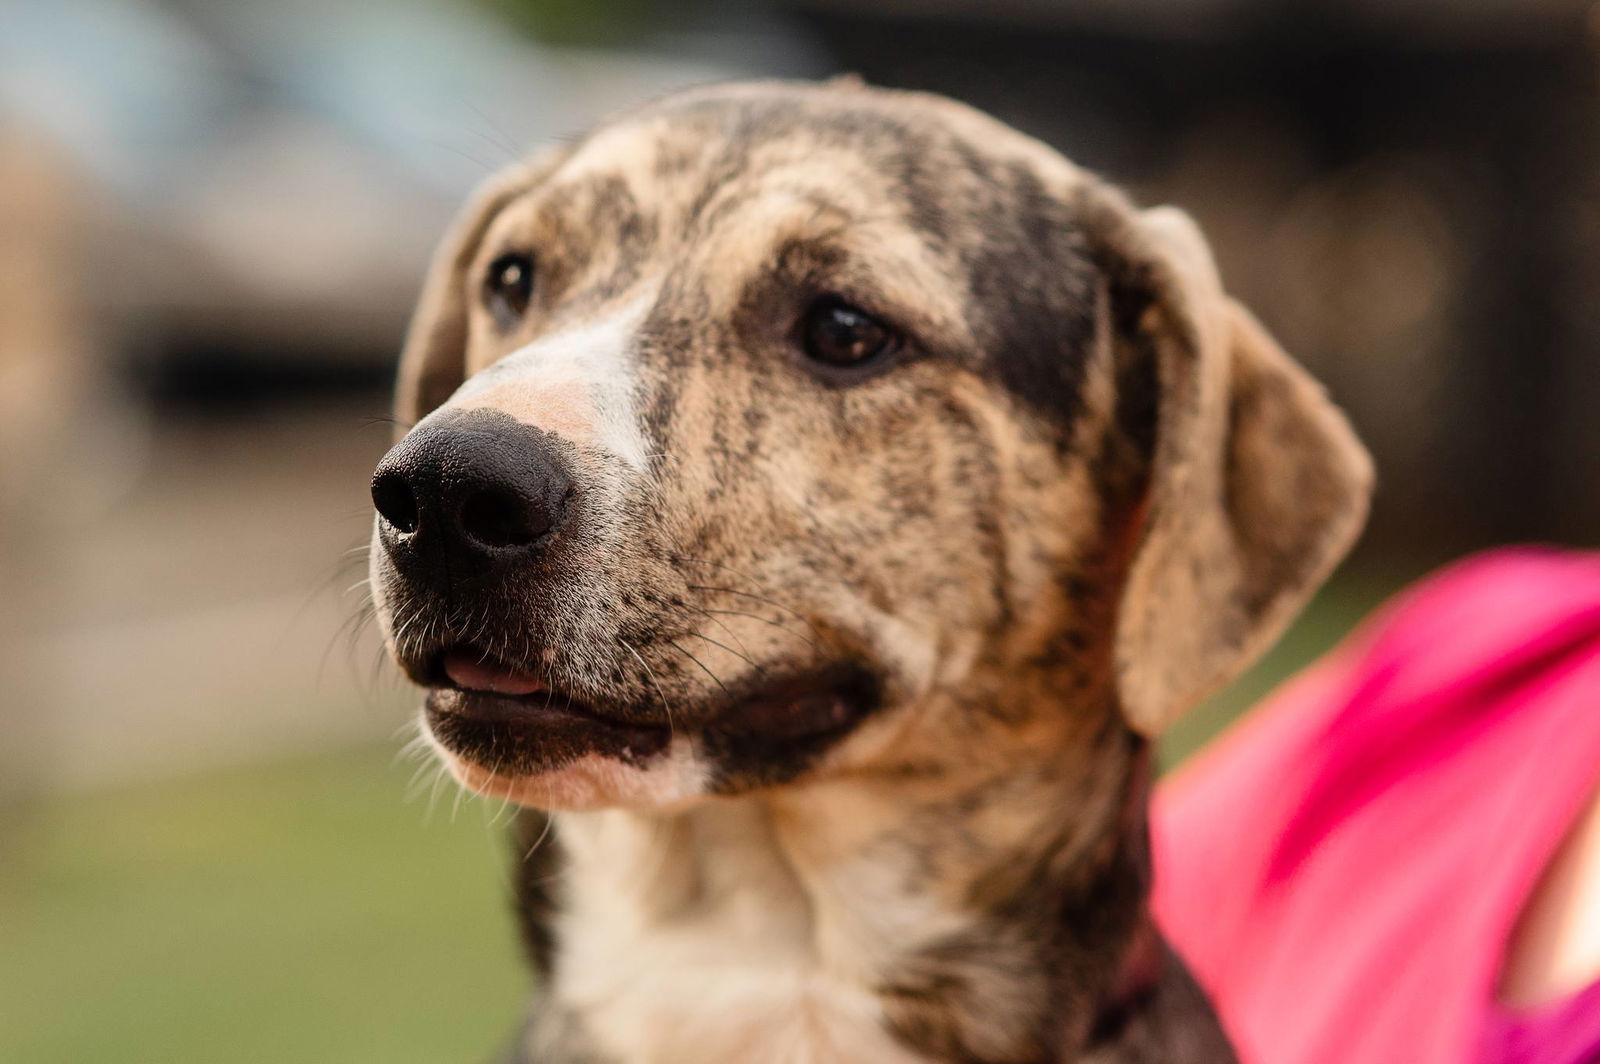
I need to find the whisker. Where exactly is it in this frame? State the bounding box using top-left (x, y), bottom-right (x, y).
top-left (426, 758), bottom-right (451, 824)
top-left (696, 606), bottom-right (820, 652)
top-left (681, 630), bottom-right (766, 675)
top-left (420, 137), bottom-right (499, 176)
top-left (461, 99), bottom-right (523, 164)
top-left (520, 811), bottom-right (557, 863)
top-left (318, 603), bottom-right (377, 690)
top-left (667, 640), bottom-right (733, 701)
top-left (451, 767), bottom-right (469, 823)
top-left (685, 584), bottom-right (827, 643)
top-left (620, 637), bottom-right (699, 780)
top-left (682, 605), bottom-right (761, 662)
top-left (620, 637), bottom-right (677, 744)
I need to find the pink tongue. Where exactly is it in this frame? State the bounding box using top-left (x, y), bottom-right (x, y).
top-left (443, 651), bottom-right (547, 696)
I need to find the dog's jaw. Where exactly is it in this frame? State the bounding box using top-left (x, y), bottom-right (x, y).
top-left (444, 736), bottom-right (707, 812)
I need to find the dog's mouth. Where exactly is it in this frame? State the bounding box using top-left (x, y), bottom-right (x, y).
top-left (424, 648), bottom-right (673, 773)
top-left (421, 645), bottom-right (884, 789)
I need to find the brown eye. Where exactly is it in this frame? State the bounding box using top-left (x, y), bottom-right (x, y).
top-left (800, 297), bottom-right (900, 369)
top-left (484, 251), bottom-right (534, 328)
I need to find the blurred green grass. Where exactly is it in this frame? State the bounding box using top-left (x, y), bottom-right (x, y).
top-left (0, 750), bottom-right (529, 1064)
top-left (0, 568), bottom-right (1403, 1064)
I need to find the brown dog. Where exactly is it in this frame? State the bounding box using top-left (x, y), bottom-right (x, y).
top-left (368, 78), bottom-right (1371, 1063)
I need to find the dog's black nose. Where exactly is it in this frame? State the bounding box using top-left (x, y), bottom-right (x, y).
top-left (372, 410), bottom-right (573, 580)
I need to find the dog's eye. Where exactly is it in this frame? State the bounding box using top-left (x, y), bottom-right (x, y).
top-left (483, 251), bottom-right (535, 328)
top-left (800, 297), bottom-right (900, 369)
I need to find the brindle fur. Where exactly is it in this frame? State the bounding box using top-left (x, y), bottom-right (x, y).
top-left (371, 78), bottom-right (1371, 1064)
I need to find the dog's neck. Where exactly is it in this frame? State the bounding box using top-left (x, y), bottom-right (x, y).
top-left (508, 693), bottom-right (1228, 1063)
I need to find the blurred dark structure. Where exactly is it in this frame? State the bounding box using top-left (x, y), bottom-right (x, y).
top-left (791, 0), bottom-right (1600, 557)
top-left (13, 0), bottom-right (1594, 555)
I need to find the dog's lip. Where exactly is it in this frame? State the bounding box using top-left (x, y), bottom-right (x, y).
top-left (704, 666), bottom-right (875, 740)
top-left (424, 647), bottom-right (672, 769)
top-left (425, 647), bottom-right (653, 732)
top-left (424, 683), bottom-right (675, 784)
top-left (421, 645), bottom-right (881, 783)
top-left (440, 649), bottom-right (548, 697)
top-left (425, 686), bottom-right (669, 736)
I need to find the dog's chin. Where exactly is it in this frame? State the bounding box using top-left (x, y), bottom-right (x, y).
top-left (441, 744), bottom-right (709, 812)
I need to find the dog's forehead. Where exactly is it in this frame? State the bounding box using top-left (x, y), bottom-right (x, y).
top-left (468, 83), bottom-right (1107, 433)
top-left (544, 84), bottom-right (1082, 231)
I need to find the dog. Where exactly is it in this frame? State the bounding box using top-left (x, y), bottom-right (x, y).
top-left (368, 78), bottom-right (1372, 1064)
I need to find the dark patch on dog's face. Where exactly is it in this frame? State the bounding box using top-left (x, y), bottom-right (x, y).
top-left (373, 82), bottom-right (1144, 805)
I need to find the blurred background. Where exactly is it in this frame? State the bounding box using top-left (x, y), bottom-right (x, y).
top-left (1, 0), bottom-right (1596, 1060)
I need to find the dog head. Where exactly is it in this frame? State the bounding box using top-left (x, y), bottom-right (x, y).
top-left (369, 80), bottom-right (1371, 811)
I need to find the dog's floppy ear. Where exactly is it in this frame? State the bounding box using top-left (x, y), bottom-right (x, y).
top-left (394, 164), bottom-right (541, 430)
top-left (1106, 205), bottom-right (1373, 736)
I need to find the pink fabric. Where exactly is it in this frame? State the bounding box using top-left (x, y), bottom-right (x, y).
top-left (1151, 548), bottom-right (1600, 1064)
top-left (1482, 978), bottom-right (1600, 1064)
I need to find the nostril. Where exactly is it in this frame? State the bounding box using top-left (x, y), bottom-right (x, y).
top-left (373, 414), bottom-right (573, 565)
top-left (372, 470), bottom-right (419, 534)
top-left (459, 486), bottom-right (547, 549)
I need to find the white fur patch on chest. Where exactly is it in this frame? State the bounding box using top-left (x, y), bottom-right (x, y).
top-left (547, 806), bottom-right (934, 1064)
